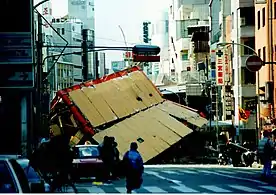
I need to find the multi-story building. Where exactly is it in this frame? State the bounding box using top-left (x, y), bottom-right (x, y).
top-left (68, 0), bottom-right (95, 79)
top-left (231, 0), bottom-right (256, 141)
top-left (151, 9), bottom-right (170, 83)
top-left (255, 0), bottom-right (276, 130)
top-left (51, 17), bottom-right (83, 85)
top-left (98, 52), bottom-right (106, 78)
top-left (168, 0), bottom-right (209, 84)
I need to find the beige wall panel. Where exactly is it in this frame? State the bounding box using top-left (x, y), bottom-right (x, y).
top-left (130, 71), bottom-right (163, 103)
top-left (157, 101), bottom-right (208, 127)
top-left (111, 78), bottom-right (147, 110)
top-left (82, 88), bottom-right (117, 123)
top-left (93, 81), bottom-right (130, 118)
top-left (69, 90), bottom-right (105, 126)
top-left (146, 107), bottom-right (193, 138)
top-left (122, 117), bottom-right (168, 153)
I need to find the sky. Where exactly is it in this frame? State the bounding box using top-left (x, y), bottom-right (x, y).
top-left (38, 0), bottom-right (170, 68)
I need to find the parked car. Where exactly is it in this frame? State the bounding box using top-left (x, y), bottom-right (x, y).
top-left (72, 145), bottom-right (105, 180)
top-left (16, 159), bottom-right (50, 193)
top-left (0, 155), bottom-right (34, 193)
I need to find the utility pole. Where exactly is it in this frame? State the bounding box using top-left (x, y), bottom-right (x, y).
top-left (82, 29), bottom-right (89, 81)
top-left (36, 14), bottom-right (43, 139)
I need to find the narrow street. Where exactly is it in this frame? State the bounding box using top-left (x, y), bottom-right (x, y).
top-left (69, 165), bottom-right (276, 193)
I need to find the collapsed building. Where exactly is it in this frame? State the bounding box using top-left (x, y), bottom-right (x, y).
top-left (49, 66), bottom-right (208, 163)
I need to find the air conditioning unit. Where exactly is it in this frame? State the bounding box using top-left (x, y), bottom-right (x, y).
top-left (240, 18), bottom-right (246, 26)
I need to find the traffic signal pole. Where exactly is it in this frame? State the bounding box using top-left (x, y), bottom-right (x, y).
top-left (36, 13), bottom-right (43, 140)
top-left (82, 29), bottom-right (89, 81)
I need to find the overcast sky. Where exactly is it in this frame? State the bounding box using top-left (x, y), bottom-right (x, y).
top-left (35, 0), bottom-right (169, 67)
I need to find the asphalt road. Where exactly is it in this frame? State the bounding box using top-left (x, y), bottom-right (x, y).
top-left (69, 165), bottom-right (276, 193)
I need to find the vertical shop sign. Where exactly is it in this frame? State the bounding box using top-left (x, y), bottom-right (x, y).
top-left (216, 49), bottom-right (224, 86)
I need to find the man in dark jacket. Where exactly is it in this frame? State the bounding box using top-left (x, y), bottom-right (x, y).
top-left (123, 142), bottom-right (144, 193)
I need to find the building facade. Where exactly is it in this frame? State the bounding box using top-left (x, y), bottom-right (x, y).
top-left (231, 0), bottom-right (257, 141)
top-left (169, 0), bottom-right (209, 84)
top-left (68, 0), bottom-right (95, 79)
top-left (51, 17), bottom-right (83, 85)
top-left (151, 9), bottom-right (170, 83)
top-left (99, 52), bottom-right (106, 78)
top-left (255, 0), bottom-right (276, 130)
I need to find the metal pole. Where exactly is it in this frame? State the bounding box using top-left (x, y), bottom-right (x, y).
top-left (215, 86), bottom-right (219, 150)
top-left (82, 29), bottom-right (89, 81)
top-left (95, 52), bottom-right (100, 79)
top-left (118, 25), bottom-right (131, 66)
top-left (270, 0), bottom-right (274, 118)
top-left (36, 14), bottom-right (43, 138)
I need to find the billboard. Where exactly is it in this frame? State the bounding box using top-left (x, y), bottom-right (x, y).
top-left (111, 61), bottom-right (126, 72)
top-left (0, 0), bottom-right (34, 88)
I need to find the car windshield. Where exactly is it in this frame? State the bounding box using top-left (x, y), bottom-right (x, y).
top-left (75, 146), bottom-right (100, 159)
top-left (16, 160), bottom-right (40, 180)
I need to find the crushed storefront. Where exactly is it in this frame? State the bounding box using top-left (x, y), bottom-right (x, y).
top-left (50, 66), bottom-right (208, 163)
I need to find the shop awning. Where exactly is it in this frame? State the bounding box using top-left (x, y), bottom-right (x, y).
top-left (92, 106), bottom-right (193, 162)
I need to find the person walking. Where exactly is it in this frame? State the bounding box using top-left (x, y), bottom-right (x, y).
top-left (258, 130), bottom-right (275, 178)
top-left (123, 142), bottom-right (144, 194)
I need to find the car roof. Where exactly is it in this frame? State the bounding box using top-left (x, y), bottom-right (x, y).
top-left (0, 155), bottom-right (22, 160)
top-left (74, 144), bottom-right (98, 147)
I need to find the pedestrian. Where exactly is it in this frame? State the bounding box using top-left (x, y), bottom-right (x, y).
top-left (257, 130), bottom-right (275, 178)
top-left (111, 140), bottom-right (120, 179)
top-left (123, 142), bottom-right (144, 194)
top-left (99, 136), bottom-right (114, 182)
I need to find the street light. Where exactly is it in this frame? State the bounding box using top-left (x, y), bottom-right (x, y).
top-left (118, 25), bottom-right (131, 67)
top-left (33, 0), bottom-right (50, 10)
top-left (217, 42), bottom-right (260, 146)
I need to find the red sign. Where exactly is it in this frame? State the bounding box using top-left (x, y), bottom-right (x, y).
top-left (245, 55), bottom-right (263, 72)
top-left (216, 49), bottom-right (224, 85)
top-left (125, 51), bottom-right (133, 59)
top-left (133, 55), bottom-right (160, 62)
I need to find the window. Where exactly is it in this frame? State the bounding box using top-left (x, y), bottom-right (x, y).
top-left (258, 49), bottom-right (261, 57)
top-left (57, 28), bottom-right (60, 34)
top-left (170, 5), bottom-right (172, 14)
top-left (61, 28), bottom-right (65, 35)
top-left (243, 38), bottom-right (255, 55)
top-left (9, 159), bottom-right (30, 193)
top-left (241, 67), bottom-right (256, 85)
top-left (232, 12), bottom-right (234, 29)
top-left (262, 8), bottom-right (265, 27)
top-left (181, 52), bottom-right (188, 61)
top-left (0, 161), bottom-right (17, 193)
top-left (274, 2), bottom-right (276, 19)
top-left (258, 11), bottom-right (260, 29)
top-left (263, 46), bottom-right (266, 62)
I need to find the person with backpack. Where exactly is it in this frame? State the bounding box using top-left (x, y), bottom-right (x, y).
top-left (123, 142), bottom-right (144, 194)
top-left (258, 130), bottom-right (275, 178)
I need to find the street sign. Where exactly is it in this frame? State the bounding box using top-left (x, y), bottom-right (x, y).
top-left (245, 55), bottom-right (263, 72)
top-left (0, 33), bottom-right (33, 64)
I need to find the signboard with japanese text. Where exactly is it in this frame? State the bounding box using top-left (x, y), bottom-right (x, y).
top-left (215, 49), bottom-right (224, 86)
top-left (224, 86), bottom-right (233, 120)
top-left (223, 48), bottom-right (231, 83)
top-left (0, 0), bottom-right (34, 88)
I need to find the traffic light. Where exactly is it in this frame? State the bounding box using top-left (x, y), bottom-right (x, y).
top-left (132, 45), bottom-right (160, 55)
top-left (143, 22), bottom-right (149, 43)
